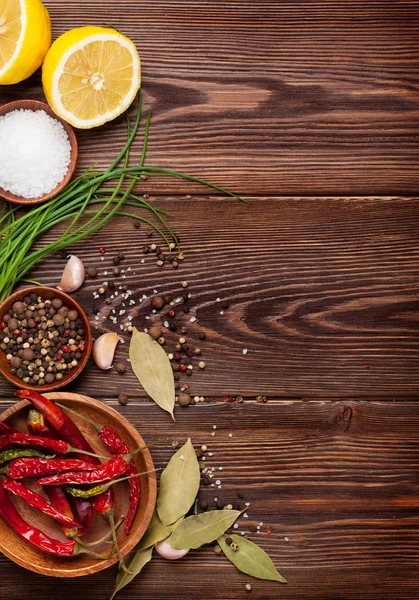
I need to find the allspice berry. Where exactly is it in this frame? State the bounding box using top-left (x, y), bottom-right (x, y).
top-left (115, 362), bottom-right (127, 374)
top-left (87, 266), bottom-right (98, 278)
top-left (149, 325), bottom-right (162, 340)
top-left (118, 393), bottom-right (128, 405)
top-left (151, 296), bottom-right (164, 310)
top-left (178, 393), bottom-right (191, 407)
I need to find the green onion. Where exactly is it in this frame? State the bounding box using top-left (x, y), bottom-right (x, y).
top-left (0, 91), bottom-right (244, 301)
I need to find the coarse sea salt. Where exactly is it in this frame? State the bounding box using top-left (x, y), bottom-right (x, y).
top-left (0, 109), bottom-right (71, 199)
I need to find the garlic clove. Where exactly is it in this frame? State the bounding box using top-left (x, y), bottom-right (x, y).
top-left (155, 538), bottom-right (190, 560)
top-left (57, 255), bottom-right (85, 293)
top-left (93, 332), bottom-right (121, 370)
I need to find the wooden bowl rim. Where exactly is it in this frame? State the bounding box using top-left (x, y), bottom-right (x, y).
top-left (0, 286), bottom-right (92, 392)
top-left (0, 99), bottom-right (78, 205)
top-left (0, 392), bottom-right (157, 577)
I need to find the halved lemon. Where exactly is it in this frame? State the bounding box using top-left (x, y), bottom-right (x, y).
top-left (42, 26), bottom-right (141, 129)
top-left (0, 0), bottom-right (51, 84)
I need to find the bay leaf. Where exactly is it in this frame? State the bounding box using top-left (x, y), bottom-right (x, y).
top-left (157, 438), bottom-right (200, 526)
top-left (218, 534), bottom-right (287, 583)
top-left (129, 328), bottom-right (175, 420)
top-left (136, 508), bottom-right (182, 552)
top-left (168, 509), bottom-right (241, 549)
top-left (110, 545), bottom-right (153, 600)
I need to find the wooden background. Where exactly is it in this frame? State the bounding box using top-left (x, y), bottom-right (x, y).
top-left (1, 1), bottom-right (419, 598)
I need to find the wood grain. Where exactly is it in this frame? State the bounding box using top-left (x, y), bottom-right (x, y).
top-left (1, 1), bottom-right (418, 196)
top-left (0, 398), bottom-right (418, 598)
top-left (0, 196), bottom-right (416, 398)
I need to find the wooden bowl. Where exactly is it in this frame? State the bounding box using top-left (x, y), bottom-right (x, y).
top-left (0, 392), bottom-right (157, 577)
top-left (0, 99), bottom-right (78, 205)
top-left (0, 287), bottom-right (92, 392)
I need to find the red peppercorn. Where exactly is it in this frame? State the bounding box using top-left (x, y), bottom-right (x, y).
top-left (64, 329), bottom-right (70, 336)
top-left (99, 246), bottom-right (106, 254)
top-left (178, 364), bottom-right (188, 373)
top-left (167, 309), bottom-right (175, 318)
top-left (1, 321), bottom-right (6, 328)
top-left (77, 344), bottom-right (85, 352)
top-left (61, 345), bottom-right (71, 353)
top-left (55, 353), bottom-right (63, 360)
top-left (13, 329), bottom-right (20, 335)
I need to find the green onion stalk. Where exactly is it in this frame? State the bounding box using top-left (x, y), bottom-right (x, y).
top-left (0, 91), bottom-right (244, 301)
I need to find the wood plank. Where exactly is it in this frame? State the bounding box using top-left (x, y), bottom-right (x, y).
top-left (1, 196), bottom-right (417, 398)
top-left (0, 399), bottom-right (419, 599)
top-left (1, 1), bottom-right (418, 196)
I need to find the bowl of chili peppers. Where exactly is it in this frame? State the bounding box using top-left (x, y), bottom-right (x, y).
top-left (0, 389), bottom-right (157, 577)
top-left (0, 286), bottom-right (93, 392)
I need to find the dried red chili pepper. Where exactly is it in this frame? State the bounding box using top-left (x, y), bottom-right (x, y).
top-left (36, 454), bottom-right (130, 487)
top-left (56, 402), bottom-right (141, 534)
top-left (2, 478), bottom-right (81, 528)
top-left (35, 441), bottom-right (159, 487)
top-left (0, 479), bottom-right (112, 558)
top-left (27, 410), bottom-right (83, 540)
top-left (69, 497), bottom-right (93, 537)
top-left (0, 432), bottom-right (104, 458)
top-left (0, 422), bottom-right (16, 435)
top-left (2, 457), bottom-right (99, 479)
top-left (15, 390), bottom-right (101, 463)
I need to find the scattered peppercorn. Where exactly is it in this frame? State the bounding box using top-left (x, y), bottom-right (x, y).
top-left (213, 545), bottom-right (222, 554)
top-left (87, 266), bottom-right (98, 278)
top-left (158, 337), bottom-right (165, 345)
top-left (118, 252), bottom-right (125, 260)
top-left (198, 361), bottom-right (206, 369)
top-left (151, 296), bottom-right (164, 310)
top-left (133, 220), bottom-right (141, 228)
top-left (148, 326), bottom-right (162, 340)
top-left (167, 308), bottom-right (175, 318)
top-left (245, 583), bottom-right (252, 592)
top-left (118, 393), bottom-right (128, 405)
top-left (181, 281), bottom-right (188, 288)
top-left (178, 393), bottom-right (191, 407)
top-left (198, 331), bottom-right (206, 340)
top-left (98, 287), bottom-right (106, 295)
top-left (230, 542), bottom-right (239, 552)
top-left (112, 256), bottom-right (120, 265)
top-left (225, 537), bottom-right (233, 546)
top-left (221, 300), bottom-right (230, 310)
top-left (115, 362), bottom-right (127, 374)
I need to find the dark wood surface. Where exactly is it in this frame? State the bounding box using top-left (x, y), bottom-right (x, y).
top-left (1, 1), bottom-right (419, 599)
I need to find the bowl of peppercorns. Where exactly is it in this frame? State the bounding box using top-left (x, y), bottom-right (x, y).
top-left (0, 287), bottom-right (92, 391)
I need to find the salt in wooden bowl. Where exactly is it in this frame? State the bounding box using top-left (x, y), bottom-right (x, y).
top-left (0, 99), bottom-right (78, 205)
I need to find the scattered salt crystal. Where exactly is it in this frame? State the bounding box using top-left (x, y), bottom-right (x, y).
top-left (220, 311), bottom-right (224, 315)
top-left (179, 455), bottom-right (184, 461)
top-left (284, 537), bottom-right (290, 542)
top-left (164, 321), bottom-right (169, 328)
top-left (189, 316), bottom-right (197, 323)
top-left (216, 298), bottom-right (220, 302)
top-left (0, 109), bottom-right (71, 198)
top-left (229, 433), bottom-right (233, 438)
top-left (256, 526), bottom-right (260, 530)
top-left (215, 479), bottom-right (221, 485)
top-left (208, 452), bottom-right (213, 457)
top-left (104, 271), bottom-right (107, 276)
top-left (219, 467), bottom-right (223, 471)
top-left (213, 425), bottom-right (217, 430)
top-left (259, 522), bottom-right (264, 526)
top-left (100, 256), bottom-right (105, 261)
top-left (245, 502), bottom-right (250, 507)
top-left (214, 497), bottom-right (218, 502)
top-left (141, 259), bottom-right (145, 264)
top-left (211, 432), bottom-right (215, 437)
top-left (233, 524), bottom-right (239, 529)
top-left (241, 532), bottom-right (245, 536)
top-left (242, 349), bottom-right (248, 355)
top-left (243, 513), bottom-right (248, 518)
